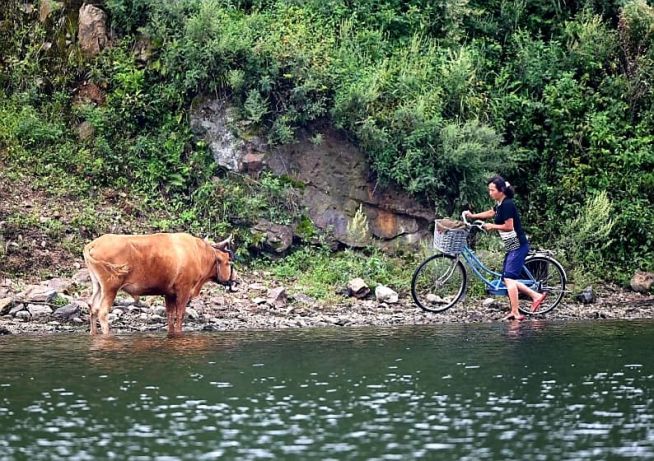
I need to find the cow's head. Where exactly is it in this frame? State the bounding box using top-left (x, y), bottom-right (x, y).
top-left (211, 235), bottom-right (237, 287)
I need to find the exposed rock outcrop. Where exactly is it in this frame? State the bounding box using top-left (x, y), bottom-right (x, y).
top-left (267, 128), bottom-right (434, 248)
top-left (78, 4), bottom-right (108, 57)
top-left (190, 97), bottom-right (434, 250)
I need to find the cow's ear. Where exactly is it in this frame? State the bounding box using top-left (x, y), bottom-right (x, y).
top-left (212, 234), bottom-right (233, 251)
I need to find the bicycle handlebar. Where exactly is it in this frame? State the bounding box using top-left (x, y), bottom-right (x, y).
top-left (461, 212), bottom-right (486, 232)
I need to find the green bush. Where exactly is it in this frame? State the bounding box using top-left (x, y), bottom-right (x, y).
top-left (558, 191), bottom-right (614, 271)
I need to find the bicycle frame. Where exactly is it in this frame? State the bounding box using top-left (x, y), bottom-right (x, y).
top-left (457, 246), bottom-right (539, 297)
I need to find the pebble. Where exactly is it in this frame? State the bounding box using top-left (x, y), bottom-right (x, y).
top-left (15, 311), bottom-right (30, 321)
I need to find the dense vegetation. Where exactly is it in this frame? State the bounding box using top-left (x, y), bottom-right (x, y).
top-left (1, 0), bottom-right (653, 288)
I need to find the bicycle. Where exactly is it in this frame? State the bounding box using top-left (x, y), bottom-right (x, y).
top-left (411, 213), bottom-right (567, 315)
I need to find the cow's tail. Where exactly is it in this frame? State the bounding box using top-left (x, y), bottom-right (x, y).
top-left (83, 243), bottom-right (130, 277)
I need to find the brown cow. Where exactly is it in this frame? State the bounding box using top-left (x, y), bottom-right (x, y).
top-left (83, 233), bottom-right (235, 336)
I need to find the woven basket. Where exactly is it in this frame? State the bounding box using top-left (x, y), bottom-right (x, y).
top-left (433, 219), bottom-right (469, 254)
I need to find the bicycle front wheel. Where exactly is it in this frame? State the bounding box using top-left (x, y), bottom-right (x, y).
top-left (411, 253), bottom-right (467, 313)
top-left (518, 255), bottom-right (566, 315)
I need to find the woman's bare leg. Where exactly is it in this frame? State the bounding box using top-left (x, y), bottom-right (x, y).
top-left (505, 279), bottom-right (547, 318)
top-left (515, 282), bottom-right (542, 301)
top-left (504, 278), bottom-right (522, 319)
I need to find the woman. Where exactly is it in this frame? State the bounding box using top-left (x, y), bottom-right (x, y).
top-left (464, 175), bottom-right (547, 320)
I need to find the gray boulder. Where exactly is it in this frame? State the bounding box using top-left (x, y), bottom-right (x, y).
top-left (375, 285), bottom-right (399, 304)
top-left (482, 298), bottom-right (503, 310)
top-left (0, 297), bottom-right (13, 316)
top-left (267, 287), bottom-right (287, 308)
top-left (252, 220), bottom-right (294, 254)
top-left (9, 304), bottom-right (25, 316)
top-left (108, 309), bottom-right (124, 323)
top-left (18, 285), bottom-right (56, 303)
top-left (44, 278), bottom-right (73, 294)
top-left (577, 286), bottom-right (596, 304)
top-left (292, 293), bottom-right (316, 306)
top-left (72, 269), bottom-right (90, 284)
top-left (15, 310), bottom-right (31, 321)
top-left (53, 303), bottom-right (81, 320)
top-left (347, 278), bottom-right (370, 299)
top-left (27, 304), bottom-right (53, 318)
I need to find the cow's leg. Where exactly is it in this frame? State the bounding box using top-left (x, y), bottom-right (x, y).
top-left (88, 270), bottom-right (102, 335)
top-left (174, 296), bottom-right (190, 335)
top-left (98, 286), bottom-right (118, 335)
top-left (164, 295), bottom-right (177, 336)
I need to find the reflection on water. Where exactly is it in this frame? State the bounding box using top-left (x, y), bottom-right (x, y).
top-left (1, 321), bottom-right (654, 460)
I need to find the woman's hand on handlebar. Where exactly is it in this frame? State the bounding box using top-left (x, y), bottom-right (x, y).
top-left (461, 211), bottom-right (486, 232)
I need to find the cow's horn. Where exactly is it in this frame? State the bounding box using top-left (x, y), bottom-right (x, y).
top-left (213, 234), bottom-right (233, 250)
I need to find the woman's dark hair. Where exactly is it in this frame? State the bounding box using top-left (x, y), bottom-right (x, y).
top-left (487, 175), bottom-right (515, 199)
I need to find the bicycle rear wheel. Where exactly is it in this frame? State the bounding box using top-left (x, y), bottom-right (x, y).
top-left (411, 253), bottom-right (467, 313)
top-left (518, 255), bottom-right (566, 315)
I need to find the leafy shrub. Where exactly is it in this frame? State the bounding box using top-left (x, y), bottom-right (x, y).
top-left (558, 191), bottom-right (614, 274)
top-left (14, 106), bottom-right (64, 147)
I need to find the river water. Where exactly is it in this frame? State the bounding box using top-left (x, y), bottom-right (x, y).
top-left (1, 320), bottom-right (653, 460)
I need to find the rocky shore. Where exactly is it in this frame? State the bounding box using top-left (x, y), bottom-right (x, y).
top-left (1, 270), bottom-right (653, 336)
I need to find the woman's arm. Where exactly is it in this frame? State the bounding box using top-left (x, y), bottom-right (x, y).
top-left (465, 209), bottom-right (496, 220)
top-left (484, 218), bottom-right (514, 232)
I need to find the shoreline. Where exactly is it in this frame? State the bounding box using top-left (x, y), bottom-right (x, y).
top-left (1, 273), bottom-right (653, 336)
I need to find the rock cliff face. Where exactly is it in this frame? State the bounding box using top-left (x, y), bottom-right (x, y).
top-left (190, 97), bottom-right (434, 248)
top-left (267, 129), bottom-right (434, 247)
